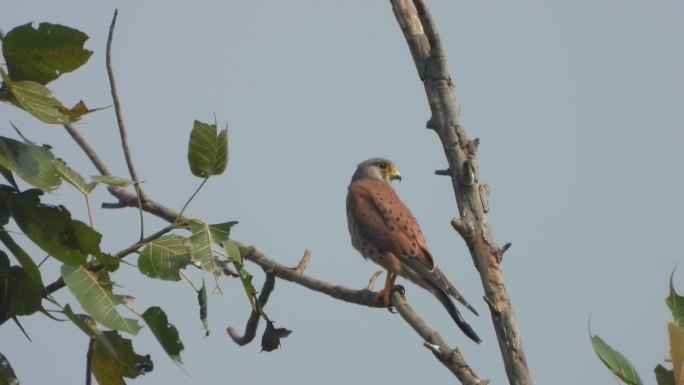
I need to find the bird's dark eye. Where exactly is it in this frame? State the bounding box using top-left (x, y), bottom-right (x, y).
top-left (378, 162), bottom-right (388, 169)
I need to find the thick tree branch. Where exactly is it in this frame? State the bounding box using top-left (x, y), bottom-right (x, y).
top-left (389, 1), bottom-right (533, 384)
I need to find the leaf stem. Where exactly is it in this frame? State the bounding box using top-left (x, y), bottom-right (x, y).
top-left (85, 194), bottom-right (94, 228)
top-left (179, 270), bottom-right (201, 292)
top-left (175, 178), bottom-right (209, 223)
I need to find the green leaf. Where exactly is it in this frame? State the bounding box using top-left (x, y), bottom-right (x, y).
top-left (90, 175), bottom-right (133, 188)
top-left (187, 120), bottom-right (228, 178)
top-left (70, 220), bottom-right (104, 255)
top-left (54, 159), bottom-right (96, 194)
top-left (223, 240), bottom-right (259, 314)
top-left (93, 252), bottom-right (120, 272)
top-left (137, 235), bottom-right (191, 281)
top-left (669, 322), bottom-right (684, 385)
top-left (3, 78), bottom-right (80, 123)
top-left (3, 22), bottom-right (92, 85)
top-left (590, 334), bottom-right (643, 385)
top-left (91, 330), bottom-right (153, 385)
top-left (63, 304), bottom-right (118, 360)
top-left (0, 229), bottom-right (43, 285)
top-left (187, 220), bottom-right (236, 273)
top-left (0, 135), bottom-right (60, 192)
top-left (61, 264), bottom-right (141, 335)
top-left (0, 165), bottom-right (18, 190)
top-left (0, 352), bottom-right (19, 385)
top-left (0, 251), bottom-right (44, 325)
top-left (655, 364), bottom-right (675, 385)
top-left (142, 307), bottom-right (184, 363)
top-left (5, 189), bottom-right (102, 265)
top-left (198, 280), bottom-right (209, 336)
top-left (667, 270), bottom-right (684, 327)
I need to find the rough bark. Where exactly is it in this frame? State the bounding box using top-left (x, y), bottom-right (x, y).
top-left (389, 1), bottom-right (533, 385)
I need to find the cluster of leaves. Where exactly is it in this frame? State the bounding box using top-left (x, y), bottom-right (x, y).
top-left (0, 22), bottom-right (102, 123)
top-left (591, 272), bottom-right (684, 385)
top-left (0, 22), bottom-right (282, 385)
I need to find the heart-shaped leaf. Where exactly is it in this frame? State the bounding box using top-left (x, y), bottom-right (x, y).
top-left (3, 22), bottom-right (92, 85)
top-left (138, 235), bottom-right (191, 281)
top-left (187, 120), bottom-right (227, 178)
top-left (61, 264), bottom-right (141, 335)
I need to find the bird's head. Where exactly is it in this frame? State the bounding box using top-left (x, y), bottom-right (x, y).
top-left (351, 158), bottom-right (402, 184)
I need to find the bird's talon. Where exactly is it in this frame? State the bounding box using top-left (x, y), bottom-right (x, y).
top-left (392, 284), bottom-right (405, 297)
top-left (387, 306), bottom-right (397, 314)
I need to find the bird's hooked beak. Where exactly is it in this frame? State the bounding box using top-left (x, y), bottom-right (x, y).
top-left (388, 165), bottom-right (402, 182)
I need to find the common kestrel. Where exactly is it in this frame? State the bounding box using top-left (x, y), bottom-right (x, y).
top-left (346, 158), bottom-right (481, 344)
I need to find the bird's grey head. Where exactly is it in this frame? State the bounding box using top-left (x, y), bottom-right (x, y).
top-left (351, 158), bottom-right (402, 183)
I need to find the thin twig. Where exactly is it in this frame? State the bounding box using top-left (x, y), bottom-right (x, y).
top-left (227, 270), bottom-right (276, 345)
top-left (176, 178), bottom-right (209, 223)
top-left (178, 270), bottom-right (202, 292)
top-left (85, 195), bottom-right (94, 228)
top-left (106, 9), bottom-right (145, 240)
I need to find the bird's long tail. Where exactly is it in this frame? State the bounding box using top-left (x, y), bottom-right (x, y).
top-left (430, 285), bottom-right (482, 344)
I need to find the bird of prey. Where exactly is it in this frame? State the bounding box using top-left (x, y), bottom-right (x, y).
top-left (346, 158), bottom-right (481, 344)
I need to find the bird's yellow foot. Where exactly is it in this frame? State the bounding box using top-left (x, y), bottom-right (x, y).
top-left (376, 285), bottom-right (405, 313)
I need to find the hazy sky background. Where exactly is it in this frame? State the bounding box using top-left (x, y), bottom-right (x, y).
top-left (2, 1), bottom-right (683, 384)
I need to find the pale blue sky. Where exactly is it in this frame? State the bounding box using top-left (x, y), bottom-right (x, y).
top-left (2, 1), bottom-right (683, 384)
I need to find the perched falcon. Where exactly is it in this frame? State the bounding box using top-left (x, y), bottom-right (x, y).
top-left (346, 158), bottom-right (481, 344)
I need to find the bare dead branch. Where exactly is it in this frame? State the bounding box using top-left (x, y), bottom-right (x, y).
top-left (497, 242), bottom-right (512, 262)
top-left (451, 218), bottom-right (474, 242)
top-left (294, 250), bottom-right (311, 274)
top-left (392, 291), bottom-right (485, 384)
top-left (434, 168), bottom-right (452, 176)
top-left (366, 270), bottom-right (384, 290)
top-left (389, 1), bottom-right (533, 384)
top-left (106, 9), bottom-right (145, 240)
top-left (227, 271), bottom-right (276, 345)
top-left (240, 246), bottom-right (381, 307)
top-left (62, 123), bottom-right (111, 176)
